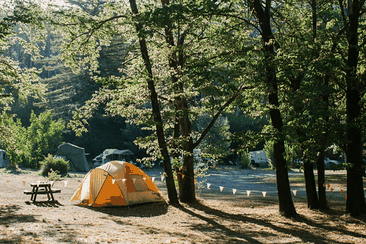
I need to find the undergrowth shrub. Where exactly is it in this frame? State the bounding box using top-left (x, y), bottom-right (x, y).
top-left (48, 168), bottom-right (61, 181)
top-left (40, 154), bottom-right (70, 176)
top-left (239, 150), bottom-right (251, 169)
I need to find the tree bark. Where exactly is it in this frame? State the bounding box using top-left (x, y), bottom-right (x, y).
top-left (128, 0), bottom-right (178, 204)
top-left (252, 0), bottom-right (297, 217)
top-left (316, 151), bottom-right (327, 209)
top-left (178, 96), bottom-right (196, 203)
top-left (344, 0), bottom-right (366, 216)
top-left (171, 117), bottom-right (183, 193)
top-left (159, 0), bottom-right (196, 202)
top-left (303, 160), bottom-right (319, 209)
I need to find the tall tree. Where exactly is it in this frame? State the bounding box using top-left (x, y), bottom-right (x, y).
top-left (250, 0), bottom-right (297, 216)
top-left (127, 0), bottom-right (179, 204)
top-left (341, 0), bottom-right (366, 216)
top-left (0, 1), bottom-right (45, 168)
top-left (54, 0), bottom-right (252, 203)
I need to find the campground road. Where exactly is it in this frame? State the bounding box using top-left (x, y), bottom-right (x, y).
top-left (144, 165), bottom-right (350, 201)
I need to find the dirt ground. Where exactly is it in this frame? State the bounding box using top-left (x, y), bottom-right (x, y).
top-left (0, 166), bottom-right (366, 244)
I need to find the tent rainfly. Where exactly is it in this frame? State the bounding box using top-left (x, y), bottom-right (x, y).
top-left (56, 143), bottom-right (90, 172)
top-left (70, 161), bottom-right (165, 207)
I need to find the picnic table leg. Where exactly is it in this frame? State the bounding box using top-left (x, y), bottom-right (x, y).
top-left (46, 186), bottom-right (51, 201)
top-left (46, 186), bottom-right (55, 202)
top-left (32, 186), bottom-right (38, 202)
top-left (50, 192), bottom-right (55, 202)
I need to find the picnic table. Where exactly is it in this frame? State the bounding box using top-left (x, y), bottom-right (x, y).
top-left (23, 182), bottom-right (61, 202)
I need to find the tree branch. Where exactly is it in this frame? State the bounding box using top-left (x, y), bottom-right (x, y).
top-left (192, 85), bottom-right (254, 149)
top-left (338, 0), bottom-right (349, 37)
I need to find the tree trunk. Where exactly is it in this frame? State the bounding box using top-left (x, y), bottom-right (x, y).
top-left (345, 0), bottom-right (366, 216)
top-left (311, 0), bottom-right (327, 210)
top-left (274, 140), bottom-right (297, 216)
top-left (252, 0), bottom-right (297, 217)
top-left (290, 75), bottom-right (319, 209)
top-left (159, 0), bottom-right (196, 202)
top-left (316, 151), bottom-right (327, 209)
top-left (172, 117), bottom-right (183, 195)
top-left (303, 160), bottom-right (319, 209)
top-left (128, 0), bottom-right (178, 204)
top-left (178, 95), bottom-right (196, 203)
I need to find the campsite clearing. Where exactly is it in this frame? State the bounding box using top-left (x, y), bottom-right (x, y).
top-left (0, 166), bottom-right (365, 243)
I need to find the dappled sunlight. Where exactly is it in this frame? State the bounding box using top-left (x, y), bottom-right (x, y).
top-left (1, 168), bottom-right (365, 243)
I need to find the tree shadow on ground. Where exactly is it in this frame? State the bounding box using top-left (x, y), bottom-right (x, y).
top-left (179, 201), bottom-right (366, 244)
top-left (0, 204), bottom-right (44, 243)
top-left (0, 204), bottom-right (87, 244)
top-left (80, 201), bottom-right (168, 218)
top-left (0, 234), bottom-right (26, 244)
top-left (177, 202), bottom-right (262, 243)
top-left (0, 204), bottom-right (38, 226)
top-left (0, 166), bottom-right (40, 175)
top-left (200, 192), bottom-right (280, 208)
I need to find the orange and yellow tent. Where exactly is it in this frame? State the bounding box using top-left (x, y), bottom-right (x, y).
top-left (70, 161), bottom-right (165, 207)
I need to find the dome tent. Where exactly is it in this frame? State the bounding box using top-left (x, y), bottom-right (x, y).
top-left (70, 161), bottom-right (165, 207)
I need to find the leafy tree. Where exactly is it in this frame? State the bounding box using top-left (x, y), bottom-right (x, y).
top-left (0, 1), bottom-right (47, 168)
top-left (50, 0), bottom-right (252, 204)
top-left (26, 110), bottom-right (65, 167)
top-left (276, 0), bottom-right (366, 216)
top-left (0, 110), bottom-right (64, 168)
top-left (0, 1), bottom-right (44, 109)
top-left (341, 0), bottom-right (366, 216)
top-left (0, 112), bottom-right (27, 166)
top-left (41, 0), bottom-right (365, 216)
top-left (248, 0), bottom-right (297, 217)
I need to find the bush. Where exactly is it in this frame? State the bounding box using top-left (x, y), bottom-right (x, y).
top-left (47, 168), bottom-right (61, 181)
top-left (239, 150), bottom-right (251, 169)
top-left (40, 154), bottom-right (70, 176)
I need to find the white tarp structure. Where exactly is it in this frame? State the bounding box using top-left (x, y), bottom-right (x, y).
top-left (0, 149), bottom-right (9, 168)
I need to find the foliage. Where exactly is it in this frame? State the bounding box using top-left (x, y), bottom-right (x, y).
top-left (239, 150), bottom-right (250, 169)
top-left (26, 110), bottom-right (65, 167)
top-left (53, 0), bottom-right (247, 149)
top-left (263, 140), bottom-right (275, 169)
top-left (39, 153), bottom-right (70, 177)
top-left (0, 110), bottom-right (64, 168)
top-left (193, 114), bottom-right (232, 162)
top-left (47, 168), bottom-right (61, 181)
top-left (0, 1), bottom-right (47, 169)
top-left (194, 163), bottom-right (211, 191)
top-left (0, 112), bottom-right (28, 165)
top-left (0, 1), bottom-right (46, 108)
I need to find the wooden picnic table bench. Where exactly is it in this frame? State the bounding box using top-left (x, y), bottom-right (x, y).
top-left (23, 182), bottom-right (61, 202)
